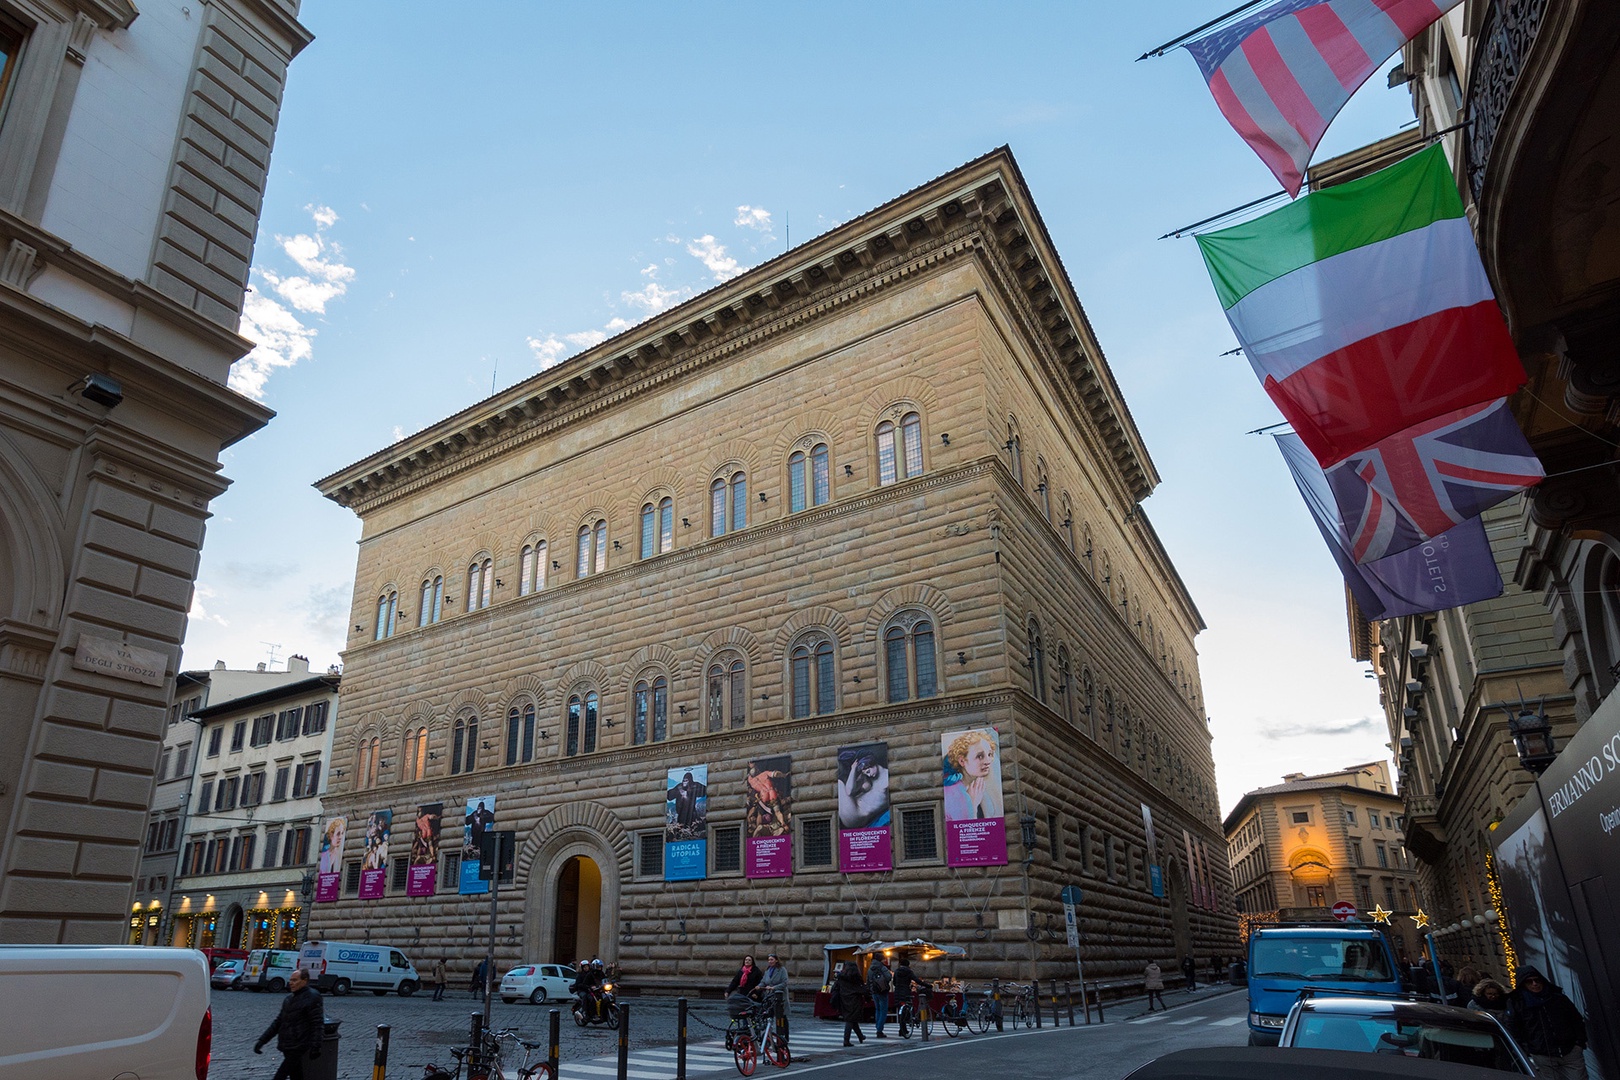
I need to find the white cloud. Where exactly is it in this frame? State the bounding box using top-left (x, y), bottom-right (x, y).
top-left (392, 426), bottom-right (407, 442)
top-left (188, 583), bottom-right (229, 628)
top-left (526, 335), bottom-right (569, 369)
top-left (230, 205), bottom-right (354, 401)
top-left (622, 281), bottom-right (687, 312)
top-left (687, 235), bottom-right (741, 281)
top-left (565, 329), bottom-right (608, 349)
top-left (640, 263), bottom-right (660, 277)
top-left (734, 205), bottom-right (773, 232)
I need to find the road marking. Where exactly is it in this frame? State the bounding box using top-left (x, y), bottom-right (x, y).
top-left (1129, 1014), bottom-right (1168, 1024)
top-left (561, 1067), bottom-right (671, 1079)
top-left (1169, 1016), bottom-right (1207, 1025)
top-left (1211, 1017), bottom-right (1246, 1026)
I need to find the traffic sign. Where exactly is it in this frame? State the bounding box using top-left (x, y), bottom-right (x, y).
top-left (1063, 903), bottom-right (1080, 948)
top-left (1060, 884), bottom-right (1084, 906)
top-left (1332, 901), bottom-right (1357, 922)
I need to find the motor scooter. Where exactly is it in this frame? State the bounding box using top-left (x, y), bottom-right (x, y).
top-left (572, 980), bottom-right (620, 1028)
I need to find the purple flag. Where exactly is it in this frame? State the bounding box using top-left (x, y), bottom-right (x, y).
top-left (1277, 433), bottom-right (1502, 618)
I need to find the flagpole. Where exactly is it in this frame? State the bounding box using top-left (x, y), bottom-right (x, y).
top-left (1137, 0), bottom-right (1270, 60)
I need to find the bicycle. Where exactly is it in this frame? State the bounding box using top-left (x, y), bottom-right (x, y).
top-left (930, 989), bottom-right (971, 1038)
top-left (1002, 983), bottom-right (1036, 1029)
top-left (733, 995), bottom-right (790, 1075)
top-left (969, 991), bottom-right (996, 1035)
top-left (421, 1026), bottom-right (551, 1080)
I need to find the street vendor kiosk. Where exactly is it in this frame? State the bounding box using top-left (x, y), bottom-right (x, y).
top-left (813, 938), bottom-right (967, 1020)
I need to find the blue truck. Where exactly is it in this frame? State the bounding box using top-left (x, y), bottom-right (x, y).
top-left (1245, 925), bottom-right (1403, 1045)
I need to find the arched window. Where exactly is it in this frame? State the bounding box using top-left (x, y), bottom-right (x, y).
top-left (641, 497), bottom-right (674, 558)
top-left (1036, 460), bottom-right (1052, 519)
top-left (711, 471), bottom-right (747, 536)
top-left (877, 412), bottom-right (924, 486)
top-left (1026, 616), bottom-right (1046, 701)
top-left (790, 635), bottom-right (836, 718)
top-left (1103, 689), bottom-right (1116, 736)
top-left (1007, 424), bottom-right (1024, 487)
top-left (1103, 554), bottom-right (1114, 602)
top-left (1083, 526), bottom-right (1095, 577)
top-left (450, 716), bottom-right (478, 775)
top-left (1146, 615), bottom-right (1155, 653)
top-left (402, 726), bottom-right (427, 781)
top-left (418, 576), bottom-right (444, 627)
top-left (1081, 669), bottom-right (1096, 737)
top-left (356, 737), bottom-right (380, 790)
top-left (519, 542), bottom-right (547, 595)
top-left (705, 656), bottom-right (747, 731)
top-left (505, 703), bottom-right (536, 765)
top-left (466, 558), bottom-right (493, 611)
top-left (566, 691), bottom-right (598, 756)
top-left (374, 590), bottom-right (398, 640)
top-left (883, 614), bottom-right (939, 703)
top-left (1061, 494), bottom-right (1075, 552)
top-left (789, 443), bottom-right (830, 512)
top-left (577, 520), bottom-right (607, 577)
top-left (1057, 647), bottom-right (1074, 725)
top-left (1119, 580), bottom-right (1130, 624)
top-left (633, 676), bottom-right (669, 745)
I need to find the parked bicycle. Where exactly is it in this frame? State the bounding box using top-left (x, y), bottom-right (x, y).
top-left (732, 994), bottom-right (789, 1076)
top-left (420, 1026), bottom-right (551, 1080)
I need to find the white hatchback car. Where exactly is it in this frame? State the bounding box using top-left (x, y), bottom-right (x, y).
top-left (501, 963), bottom-right (577, 1005)
top-left (209, 959), bottom-right (244, 991)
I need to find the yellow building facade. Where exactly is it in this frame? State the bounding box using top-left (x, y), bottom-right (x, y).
top-left (312, 149), bottom-right (1236, 991)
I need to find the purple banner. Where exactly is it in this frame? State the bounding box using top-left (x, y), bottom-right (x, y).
top-left (407, 864), bottom-right (437, 896)
top-left (407, 803), bottom-right (442, 898)
top-left (840, 827), bottom-right (893, 872)
top-left (358, 867), bottom-right (386, 900)
top-left (942, 728), bottom-right (1008, 867)
top-left (315, 872), bottom-right (340, 903)
top-left (837, 742), bottom-right (891, 873)
top-left (745, 755), bottom-right (792, 879)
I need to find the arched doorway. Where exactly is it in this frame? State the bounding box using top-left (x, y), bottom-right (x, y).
top-left (225, 906), bottom-right (244, 950)
top-left (553, 856), bottom-right (603, 963)
top-left (1166, 857), bottom-right (1193, 962)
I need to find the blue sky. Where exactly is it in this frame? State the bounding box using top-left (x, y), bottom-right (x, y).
top-left (187, 2), bottom-right (1421, 813)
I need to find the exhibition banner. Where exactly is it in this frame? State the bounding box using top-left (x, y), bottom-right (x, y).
top-left (460, 796), bottom-right (496, 894)
top-left (665, 765), bottom-right (709, 881)
top-left (837, 741), bottom-right (892, 872)
top-left (359, 809), bottom-right (391, 900)
top-left (941, 728), bottom-right (1007, 867)
top-left (408, 802), bottom-right (442, 897)
top-left (745, 755), bottom-right (793, 878)
top-left (316, 817), bottom-right (345, 902)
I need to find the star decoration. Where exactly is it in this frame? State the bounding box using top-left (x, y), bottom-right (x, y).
top-left (1369, 905), bottom-right (1393, 924)
top-left (1411, 908), bottom-right (1431, 929)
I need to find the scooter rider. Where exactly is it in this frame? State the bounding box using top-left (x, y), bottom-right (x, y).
top-left (572, 957), bottom-right (601, 1018)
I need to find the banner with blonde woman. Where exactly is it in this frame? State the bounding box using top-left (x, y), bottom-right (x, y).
top-left (315, 817), bottom-right (345, 902)
top-left (941, 727), bottom-right (1007, 866)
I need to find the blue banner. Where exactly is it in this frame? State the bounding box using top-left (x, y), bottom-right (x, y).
top-left (665, 764), bottom-right (708, 882)
top-left (459, 794), bottom-right (495, 894)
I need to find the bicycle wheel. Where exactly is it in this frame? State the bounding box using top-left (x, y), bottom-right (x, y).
top-left (521, 1066), bottom-right (553, 1080)
top-left (734, 1034), bottom-right (757, 1076)
top-left (764, 1032), bottom-right (791, 1068)
top-left (1017, 998), bottom-right (1034, 1029)
top-left (971, 999), bottom-right (993, 1034)
top-left (898, 1006), bottom-right (913, 1039)
top-left (942, 1006), bottom-right (960, 1038)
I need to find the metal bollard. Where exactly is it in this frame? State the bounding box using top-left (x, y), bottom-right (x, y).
top-left (616, 1004), bottom-right (630, 1080)
top-left (468, 1013), bottom-right (487, 1080)
top-left (372, 1024), bottom-right (390, 1080)
top-left (1094, 983), bottom-right (1105, 1023)
top-left (1065, 981), bottom-right (1075, 1027)
top-left (548, 1010), bottom-right (560, 1080)
top-left (1034, 978), bottom-right (1043, 1028)
top-left (775, 990), bottom-right (789, 1047)
top-left (992, 978), bottom-right (1003, 1032)
top-left (920, 990), bottom-right (931, 1042)
top-left (677, 998), bottom-right (688, 1080)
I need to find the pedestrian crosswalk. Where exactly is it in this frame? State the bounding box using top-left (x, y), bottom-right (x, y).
top-left (1128, 1011), bottom-right (1246, 1029)
top-left (551, 1024), bottom-right (871, 1080)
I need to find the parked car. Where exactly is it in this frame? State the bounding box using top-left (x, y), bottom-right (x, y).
top-left (501, 963), bottom-right (577, 1005)
top-left (199, 946), bottom-right (248, 973)
top-left (1280, 994), bottom-right (1533, 1074)
top-left (210, 959), bottom-right (244, 991)
top-left (0, 945), bottom-right (212, 1080)
top-left (1124, 1046), bottom-right (1524, 1080)
top-left (1245, 925), bottom-right (1403, 1045)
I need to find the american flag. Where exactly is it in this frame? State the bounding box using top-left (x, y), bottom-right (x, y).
top-left (1184, 0), bottom-right (1462, 194)
top-left (1324, 398), bottom-right (1544, 564)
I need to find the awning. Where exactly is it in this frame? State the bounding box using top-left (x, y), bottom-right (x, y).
top-left (853, 938), bottom-right (967, 961)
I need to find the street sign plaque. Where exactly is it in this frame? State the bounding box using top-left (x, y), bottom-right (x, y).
top-left (1060, 884), bottom-right (1084, 906)
top-left (1332, 900), bottom-right (1357, 922)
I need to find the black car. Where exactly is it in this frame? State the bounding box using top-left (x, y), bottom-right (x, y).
top-left (1280, 995), bottom-right (1533, 1074)
top-left (1125, 1047), bottom-right (1526, 1080)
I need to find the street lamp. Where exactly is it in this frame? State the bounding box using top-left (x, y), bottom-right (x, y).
top-left (1505, 702), bottom-right (1556, 774)
top-left (299, 871), bottom-right (315, 944)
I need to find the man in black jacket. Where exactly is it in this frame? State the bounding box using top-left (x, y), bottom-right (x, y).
top-left (1505, 967), bottom-right (1588, 1080)
top-left (254, 968), bottom-right (324, 1080)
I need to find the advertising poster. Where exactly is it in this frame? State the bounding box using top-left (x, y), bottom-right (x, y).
top-left (837, 741), bottom-right (892, 872)
top-left (460, 795), bottom-right (496, 894)
top-left (664, 765), bottom-right (709, 881)
top-left (408, 802), bottom-right (442, 897)
top-left (358, 809), bottom-right (391, 900)
top-left (315, 817), bottom-right (345, 902)
top-left (1141, 803), bottom-right (1163, 897)
top-left (745, 755), bottom-right (793, 878)
top-left (941, 728), bottom-right (1007, 867)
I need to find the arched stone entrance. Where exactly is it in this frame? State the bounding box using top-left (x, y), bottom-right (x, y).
top-left (225, 905), bottom-right (244, 950)
top-left (517, 801), bottom-right (630, 964)
top-left (1166, 857), bottom-right (1193, 962)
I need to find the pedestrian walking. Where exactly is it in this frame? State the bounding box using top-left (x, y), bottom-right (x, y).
top-left (1469, 978), bottom-right (1508, 1020)
top-left (833, 961), bottom-right (869, 1046)
top-left (892, 957), bottom-right (929, 1036)
top-left (432, 958), bottom-right (448, 1001)
top-left (727, 954), bottom-right (762, 997)
top-left (253, 967), bottom-right (324, 1080)
top-left (1210, 955), bottom-right (1223, 985)
top-left (471, 957), bottom-right (489, 1001)
top-left (1143, 961), bottom-right (1166, 1011)
top-left (1505, 967), bottom-right (1588, 1080)
top-left (867, 954), bottom-right (893, 1037)
top-left (1180, 955), bottom-right (1198, 992)
top-left (757, 953), bottom-right (788, 1003)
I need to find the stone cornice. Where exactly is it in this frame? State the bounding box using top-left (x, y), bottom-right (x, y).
top-left (316, 148), bottom-right (1158, 514)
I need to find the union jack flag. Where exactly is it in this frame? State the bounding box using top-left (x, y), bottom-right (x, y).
top-left (1324, 398), bottom-right (1543, 564)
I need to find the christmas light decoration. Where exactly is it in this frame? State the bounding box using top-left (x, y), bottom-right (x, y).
top-left (1485, 852), bottom-right (1517, 984)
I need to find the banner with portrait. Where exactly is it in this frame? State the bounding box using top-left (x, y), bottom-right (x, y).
top-left (315, 817), bottom-right (345, 902)
top-left (358, 809), bottom-right (391, 899)
top-left (941, 728), bottom-right (1007, 866)
top-left (408, 802), bottom-right (443, 897)
top-left (460, 795), bottom-right (496, 894)
top-left (745, 754), bottom-right (792, 878)
top-left (665, 764), bottom-right (709, 881)
top-left (837, 741), bottom-right (891, 872)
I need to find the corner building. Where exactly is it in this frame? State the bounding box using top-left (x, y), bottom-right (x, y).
top-left (313, 149), bottom-right (1236, 991)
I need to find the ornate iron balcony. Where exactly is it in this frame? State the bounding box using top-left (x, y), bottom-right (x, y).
top-left (1465, 0), bottom-right (1550, 203)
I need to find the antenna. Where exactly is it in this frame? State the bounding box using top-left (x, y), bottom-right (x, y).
top-left (260, 641), bottom-right (283, 669)
top-left (491, 360), bottom-right (497, 396)
top-left (785, 211), bottom-right (790, 251)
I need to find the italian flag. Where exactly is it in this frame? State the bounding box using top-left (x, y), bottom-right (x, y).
top-left (1196, 144), bottom-right (1524, 466)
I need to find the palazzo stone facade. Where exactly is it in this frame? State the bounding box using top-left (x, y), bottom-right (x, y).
top-left (313, 149), bottom-right (1237, 992)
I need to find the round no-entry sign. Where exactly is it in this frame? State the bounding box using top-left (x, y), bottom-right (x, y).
top-left (1332, 901), bottom-right (1357, 922)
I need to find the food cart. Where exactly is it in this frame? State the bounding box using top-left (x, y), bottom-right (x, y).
top-left (813, 938), bottom-right (968, 1020)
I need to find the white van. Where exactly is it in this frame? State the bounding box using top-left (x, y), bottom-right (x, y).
top-left (0, 945), bottom-right (212, 1080)
top-left (243, 948), bottom-right (302, 992)
top-left (299, 940), bottom-right (420, 996)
